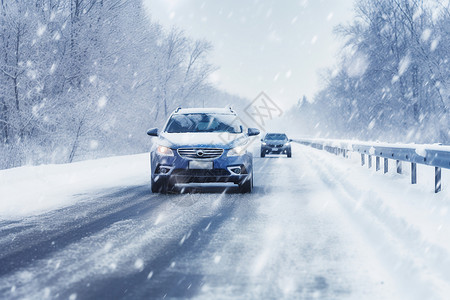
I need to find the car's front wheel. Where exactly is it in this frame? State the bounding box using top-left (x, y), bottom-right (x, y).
top-left (260, 148), bottom-right (265, 157)
top-left (287, 148), bottom-right (292, 158)
top-left (239, 173), bottom-right (253, 193)
top-left (151, 177), bottom-right (173, 194)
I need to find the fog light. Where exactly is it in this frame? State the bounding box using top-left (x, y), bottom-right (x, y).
top-left (227, 166), bottom-right (241, 175)
top-left (157, 166), bottom-right (172, 174)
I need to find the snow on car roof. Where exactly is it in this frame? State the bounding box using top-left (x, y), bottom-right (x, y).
top-left (266, 133), bottom-right (287, 135)
top-left (174, 107), bottom-right (236, 115)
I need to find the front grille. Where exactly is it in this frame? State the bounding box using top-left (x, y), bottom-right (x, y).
top-left (268, 144), bottom-right (284, 147)
top-left (177, 148), bottom-right (224, 160)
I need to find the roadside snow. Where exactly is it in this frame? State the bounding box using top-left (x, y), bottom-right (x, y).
top-left (415, 146), bottom-right (427, 157)
top-left (0, 154), bottom-right (150, 219)
top-left (296, 144), bottom-right (450, 299)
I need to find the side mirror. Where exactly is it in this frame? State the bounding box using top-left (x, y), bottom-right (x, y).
top-left (247, 128), bottom-right (260, 136)
top-left (289, 139), bottom-right (293, 142)
top-left (147, 128), bottom-right (158, 136)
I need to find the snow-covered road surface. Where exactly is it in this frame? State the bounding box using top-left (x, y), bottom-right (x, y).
top-left (0, 144), bottom-right (449, 299)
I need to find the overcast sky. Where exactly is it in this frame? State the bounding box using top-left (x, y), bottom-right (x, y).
top-left (143, 0), bottom-right (355, 109)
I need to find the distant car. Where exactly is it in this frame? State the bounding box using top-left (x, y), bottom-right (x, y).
top-left (261, 133), bottom-right (292, 157)
top-left (147, 107), bottom-right (260, 193)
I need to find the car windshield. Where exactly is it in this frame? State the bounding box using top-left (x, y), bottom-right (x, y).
top-left (165, 113), bottom-right (243, 133)
top-left (265, 134), bottom-right (287, 141)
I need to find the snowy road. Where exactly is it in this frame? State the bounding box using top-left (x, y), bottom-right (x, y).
top-left (1, 143), bottom-right (449, 299)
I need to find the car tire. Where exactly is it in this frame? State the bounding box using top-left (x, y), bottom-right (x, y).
top-left (151, 177), bottom-right (163, 193)
top-left (151, 177), bottom-right (172, 193)
top-left (239, 173), bottom-right (253, 193)
top-left (260, 149), bottom-right (265, 157)
top-left (287, 148), bottom-right (292, 158)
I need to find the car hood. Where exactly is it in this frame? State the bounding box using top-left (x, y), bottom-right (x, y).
top-left (158, 132), bottom-right (248, 149)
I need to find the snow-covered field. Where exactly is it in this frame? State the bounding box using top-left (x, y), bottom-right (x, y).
top-left (0, 143), bottom-right (449, 299)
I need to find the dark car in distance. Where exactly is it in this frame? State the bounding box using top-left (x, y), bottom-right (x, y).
top-left (261, 133), bottom-right (292, 158)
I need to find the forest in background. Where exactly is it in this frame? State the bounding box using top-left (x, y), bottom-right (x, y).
top-left (0, 0), bottom-right (247, 169)
top-left (4, 0), bottom-right (449, 170)
top-left (288, 0), bottom-right (450, 144)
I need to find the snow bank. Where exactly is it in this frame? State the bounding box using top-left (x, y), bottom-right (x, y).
top-left (295, 144), bottom-right (450, 299)
top-left (293, 137), bottom-right (450, 153)
top-left (0, 154), bottom-right (150, 220)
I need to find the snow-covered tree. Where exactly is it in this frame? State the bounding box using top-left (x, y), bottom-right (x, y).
top-left (292, 0), bottom-right (450, 143)
top-left (0, 0), bottom-right (236, 169)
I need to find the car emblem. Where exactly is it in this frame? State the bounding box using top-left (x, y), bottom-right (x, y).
top-left (196, 150), bottom-right (204, 157)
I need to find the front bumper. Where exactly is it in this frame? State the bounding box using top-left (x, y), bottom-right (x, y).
top-left (261, 144), bottom-right (290, 154)
top-left (151, 149), bottom-right (252, 185)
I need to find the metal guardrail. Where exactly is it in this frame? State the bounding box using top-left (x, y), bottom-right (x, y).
top-left (293, 138), bottom-right (450, 193)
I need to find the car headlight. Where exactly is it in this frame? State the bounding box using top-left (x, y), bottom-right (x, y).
top-left (157, 145), bottom-right (174, 156)
top-left (227, 146), bottom-right (247, 156)
top-left (261, 141), bottom-right (266, 145)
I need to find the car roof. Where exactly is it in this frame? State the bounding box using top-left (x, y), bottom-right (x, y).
top-left (266, 133), bottom-right (287, 135)
top-left (174, 107), bottom-right (236, 115)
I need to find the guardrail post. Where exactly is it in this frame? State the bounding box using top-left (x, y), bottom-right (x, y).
top-left (368, 155), bottom-right (372, 168)
top-left (435, 167), bottom-right (441, 193)
top-left (411, 163), bottom-right (417, 184)
top-left (384, 158), bottom-right (388, 173)
top-left (396, 160), bottom-right (402, 174)
top-left (361, 154), bottom-right (365, 166)
top-left (376, 157), bottom-right (380, 171)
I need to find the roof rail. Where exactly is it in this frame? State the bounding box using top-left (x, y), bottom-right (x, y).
top-left (174, 106), bottom-right (182, 113)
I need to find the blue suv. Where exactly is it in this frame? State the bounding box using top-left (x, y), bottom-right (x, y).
top-left (147, 107), bottom-right (260, 193)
